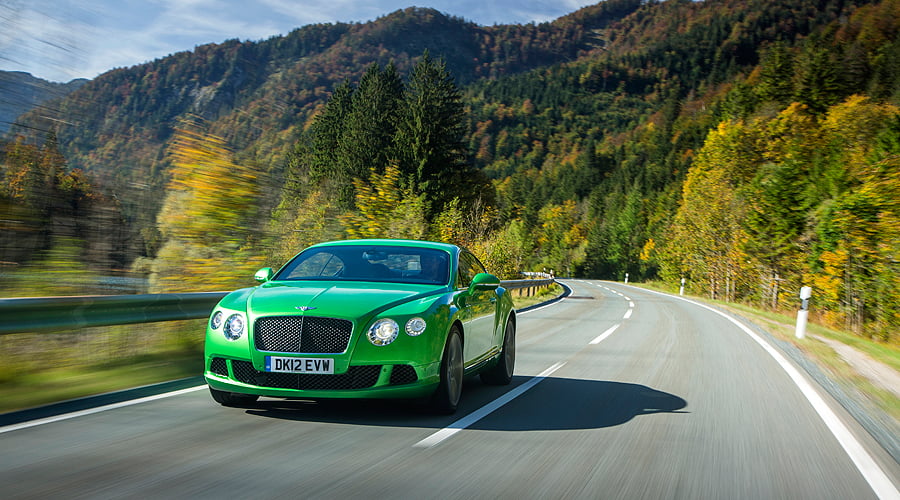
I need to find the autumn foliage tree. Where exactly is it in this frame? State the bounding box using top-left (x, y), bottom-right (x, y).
top-left (145, 118), bottom-right (264, 291)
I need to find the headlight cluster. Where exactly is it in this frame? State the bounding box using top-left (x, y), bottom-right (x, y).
top-left (210, 310), bottom-right (245, 341)
top-left (367, 317), bottom-right (427, 346)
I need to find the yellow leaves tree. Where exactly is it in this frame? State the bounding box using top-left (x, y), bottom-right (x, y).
top-left (811, 97), bottom-right (900, 338)
top-left (534, 200), bottom-right (586, 277)
top-left (471, 219), bottom-right (534, 279)
top-left (146, 118), bottom-right (264, 292)
top-left (269, 189), bottom-right (344, 265)
top-left (340, 164), bottom-right (428, 240)
top-left (666, 120), bottom-right (754, 301)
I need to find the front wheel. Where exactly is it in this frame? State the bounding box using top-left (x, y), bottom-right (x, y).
top-left (481, 316), bottom-right (515, 385)
top-left (209, 387), bottom-right (259, 407)
top-left (429, 326), bottom-right (464, 414)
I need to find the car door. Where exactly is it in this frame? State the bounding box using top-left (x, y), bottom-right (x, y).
top-left (456, 251), bottom-right (496, 364)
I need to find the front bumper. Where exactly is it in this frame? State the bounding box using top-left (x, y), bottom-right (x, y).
top-left (205, 356), bottom-right (439, 399)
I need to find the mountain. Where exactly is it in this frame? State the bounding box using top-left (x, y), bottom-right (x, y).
top-left (0, 71), bottom-right (87, 133)
top-left (4, 2), bottom-right (644, 247)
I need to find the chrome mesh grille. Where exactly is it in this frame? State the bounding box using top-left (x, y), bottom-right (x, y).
top-left (230, 361), bottom-right (380, 390)
top-left (254, 316), bottom-right (353, 353)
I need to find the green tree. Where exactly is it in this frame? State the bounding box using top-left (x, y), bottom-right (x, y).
top-left (341, 63), bottom-right (403, 192)
top-left (394, 52), bottom-right (485, 213)
top-left (755, 42), bottom-right (794, 105)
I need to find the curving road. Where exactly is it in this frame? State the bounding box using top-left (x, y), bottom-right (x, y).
top-left (1, 280), bottom-right (898, 499)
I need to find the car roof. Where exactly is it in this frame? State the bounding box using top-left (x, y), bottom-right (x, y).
top-left (308, 239), bottom-right (459, 253)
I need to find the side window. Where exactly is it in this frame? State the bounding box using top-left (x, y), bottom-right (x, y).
top-left (456, 251), bottom-right (484, 289)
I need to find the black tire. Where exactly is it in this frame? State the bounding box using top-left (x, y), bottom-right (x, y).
top-left (481, 316), bottom-right (515, 385)
top-left (430, 326), bottom-right (464, 414)
top-left (209, 387), bottom-right (259, 407)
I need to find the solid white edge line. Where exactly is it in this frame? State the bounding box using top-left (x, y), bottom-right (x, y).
top-left (413, 361), bottom-right (567, 448)
top-left (590, 324), bottom-right (620, 345)
top-left (517, 281), bottom-right (572, 316)
top-left (0, 385), bottom-right (207, 435)
top-left (636, 286), bottom-right (900, 500)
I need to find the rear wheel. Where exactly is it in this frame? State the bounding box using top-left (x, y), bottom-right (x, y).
top-left (209, 387), bottom-right (259, 407)
top-left (481, 316), bottom-right (515, 385)
top-left (430, 326), bottom-right (463, 414)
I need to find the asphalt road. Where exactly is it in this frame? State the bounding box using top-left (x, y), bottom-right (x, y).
top-left (2, 280), bottom-right (898, 499)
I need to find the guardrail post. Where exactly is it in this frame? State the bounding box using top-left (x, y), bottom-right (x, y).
top-left (795, 286), bottom-right (812, 339)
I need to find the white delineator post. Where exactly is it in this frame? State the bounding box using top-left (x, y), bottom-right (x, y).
top-left (795, 286), bottom-right (812, 339)
top-left (679, 277), bottom-right (686, 296)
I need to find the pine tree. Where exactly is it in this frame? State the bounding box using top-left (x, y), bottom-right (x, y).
top-left (755, 42), bottom-right (794, 105)
top-left (338, 62), bottom-right (403, 207)
top-left (394, 52), bottom-right (481, 213)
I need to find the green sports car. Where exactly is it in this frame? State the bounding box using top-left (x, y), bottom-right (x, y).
top-left (204, 239), bottom-right (516, 413)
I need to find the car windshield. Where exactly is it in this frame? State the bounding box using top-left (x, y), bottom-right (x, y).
top-left (274, 245), bottom-right (451, 285)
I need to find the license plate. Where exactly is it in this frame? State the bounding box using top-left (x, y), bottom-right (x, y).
top-left (265, 356), bottom-right (334, 374)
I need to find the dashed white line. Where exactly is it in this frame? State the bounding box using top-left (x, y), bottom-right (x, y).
top-left (413, 361), bottom-right (567, 448)
top-left (590, 324), bottom-right (620, 345)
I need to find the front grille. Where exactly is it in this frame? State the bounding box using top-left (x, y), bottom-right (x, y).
top-left (210, 357), bottom-right (228, 376)
top-left (390, 365), bottom-right (418, 385)
top-left (230, 360), bottom-right (381, 390)
top-left (254, 316), bottom-right (353, 354)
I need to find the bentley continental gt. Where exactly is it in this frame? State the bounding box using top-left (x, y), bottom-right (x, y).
top-left (204, 239), bottom-right (516, 413)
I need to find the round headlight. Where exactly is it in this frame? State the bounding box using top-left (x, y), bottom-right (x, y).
top-left (368, 318), bottom-right (399, 346)
top-left (210, 311), bottom-right (223, 330)
top-left (224, 314), bottom-right (245, 341)
top-left (405, 317), bottom-right (427, 336)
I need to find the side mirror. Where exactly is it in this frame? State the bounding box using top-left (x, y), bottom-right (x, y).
top-left (470, 272), bottom-right (500, 291)
top-left (254, 267), bottom-right (274, 283)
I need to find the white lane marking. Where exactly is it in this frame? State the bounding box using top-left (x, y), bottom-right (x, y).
top-left (629, 301), bottom-right (635, 308)
top-left (0, 385), bottom-right (207, 434)
top-left (414, 361), bottom-right (567, 448)
top-left (637, 286), bottom-right (900, 500)
top-left (518, 299), bottom-right (565, 315)
top-left (590, 324), bottom-right (620, 345)
top-left (518, 282), bottom-right (573, 316)
top-left (623, 309), bottom-right (633, 320)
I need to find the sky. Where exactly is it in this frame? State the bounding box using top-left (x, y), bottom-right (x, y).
top-left (1, 0), bottom-right (599, 83)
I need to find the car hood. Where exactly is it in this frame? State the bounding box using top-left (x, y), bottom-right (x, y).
top-left (245, 281), bottom-right (446, 319)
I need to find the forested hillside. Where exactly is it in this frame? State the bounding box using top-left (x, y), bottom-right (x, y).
top-left (2, 0), bottom-right (899, 341)
top-left (0, 71), bottom-right (86, 133)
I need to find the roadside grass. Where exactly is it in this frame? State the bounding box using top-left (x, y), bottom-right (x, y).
top-left (512, 283), bottom-right (564, 310)
top-left (0, 351), bottom-right (203, 413)
top-left (635, 281), bottom-right (900, 422)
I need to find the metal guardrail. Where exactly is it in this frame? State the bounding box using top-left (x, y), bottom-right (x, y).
top-left (0, 292), bottom-right (228, 335)
top-left (498, 278), bottom-right (556, 297)
top-left (0, 278), bottom-right (556, 335)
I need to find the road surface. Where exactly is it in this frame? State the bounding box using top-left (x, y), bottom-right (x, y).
top-left (1, 280), bottom-right (898, 499)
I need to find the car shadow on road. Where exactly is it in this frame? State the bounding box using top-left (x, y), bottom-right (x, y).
top-left (244, 376), bottom-right (688, 431)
